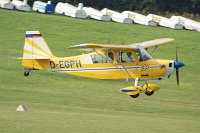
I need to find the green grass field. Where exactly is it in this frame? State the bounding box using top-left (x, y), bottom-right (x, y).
top-left (0, 9), bottom-right (200, 133)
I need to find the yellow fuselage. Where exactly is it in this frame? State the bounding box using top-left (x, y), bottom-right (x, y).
top-left (22, 51), bottom-right (173, 80)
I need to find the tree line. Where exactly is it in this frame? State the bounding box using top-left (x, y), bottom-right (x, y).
top-left (28, 0), bottom-right (200, 14)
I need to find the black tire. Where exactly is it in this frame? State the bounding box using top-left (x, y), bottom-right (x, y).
top-left (145, 91), bottom-right (154, 96)
top-left (24, 71), bottom-right (29, 77)
top-left (130, 93), bottom-right (140, 98)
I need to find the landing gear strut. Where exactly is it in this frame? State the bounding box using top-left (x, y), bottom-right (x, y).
top-left (130, 78), bottom-right (140, 98)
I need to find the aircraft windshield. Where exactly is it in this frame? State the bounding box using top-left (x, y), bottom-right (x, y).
top-left (136, 47), bottom-right (152, 61)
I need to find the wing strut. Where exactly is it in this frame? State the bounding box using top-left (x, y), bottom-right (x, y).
top-left (115, 56), bottom-right (134, 81)
top-left (150, 46), bottom-right (158, 56)
top-left (93, 49), bottom-right (134, 81)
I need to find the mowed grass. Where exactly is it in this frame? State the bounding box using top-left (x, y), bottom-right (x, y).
top-left (0, 9), bottom-right (200, 133)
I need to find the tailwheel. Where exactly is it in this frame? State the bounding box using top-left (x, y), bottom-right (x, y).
top-left (24, 68), bottom-right (31, 77)
top-left (24, 71), bottom-right (29, 76)
top-left (130, 93), bottom-right (140, 98)
top-left (145, 90), bottom-right (154, 96)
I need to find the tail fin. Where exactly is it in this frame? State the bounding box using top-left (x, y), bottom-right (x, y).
top-left (22, 31), bottom-right (54, 70)
top-left (23, 31), bottom-right (54, 59)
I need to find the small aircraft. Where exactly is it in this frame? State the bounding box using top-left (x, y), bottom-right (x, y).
top-left (21, 31), bottom-right (185, 98)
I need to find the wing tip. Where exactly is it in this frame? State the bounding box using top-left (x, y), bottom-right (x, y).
top-left (165, 38), bottom-right (175, 41)
top-left (68, 44), bottom-right (88, 49)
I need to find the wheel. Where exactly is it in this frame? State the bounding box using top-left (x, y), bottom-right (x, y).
top-left (130, 93), bottom-right (140, 98)
top-left (145, 91), bottom-right (154, 96)
top-left (24, 71), bottom-right (29, 76)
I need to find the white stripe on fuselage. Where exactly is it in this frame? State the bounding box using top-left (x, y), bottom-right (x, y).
top-left (51, 65), bottom-right (162, 72)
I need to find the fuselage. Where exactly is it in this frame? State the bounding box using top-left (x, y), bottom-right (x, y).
top-left (47, 47), bottom-right (175, 80)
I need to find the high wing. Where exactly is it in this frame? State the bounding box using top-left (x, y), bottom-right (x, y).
top-left (130, 38), bottom-right (174, 49)
top-left (68, 38), bottom-right (174, 50)
top-left (68, 43), bottom-right (137, 50)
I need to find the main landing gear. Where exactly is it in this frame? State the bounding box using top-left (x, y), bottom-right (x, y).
top-left (130, 93), bottom-right (140, 98)
top-left (145, 90), bottom-right (154, 96)
top-left (130, 78), bottom-right (141, 98)
top-left (121, 80), bottom-right (160, 99)
top-left (129, 88), bottom-right (154, 98)
top-left (144, 81), bottom-right (154, 96)
top-left (24, 68), bottom-right (31, 77)
top-left (129, 80), bottom-right (155, 98)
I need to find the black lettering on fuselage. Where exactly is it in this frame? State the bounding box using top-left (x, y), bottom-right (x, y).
top-left (70, 60), bottom-right (75, 68)
top-left (64, 61), bottom-right (70, 68)
top-left (50, 61), bottom-right (55, 68)
top-left (59, 61), bottom-right (65, 68)
top-left (76, 60), bottom-right (82, 68)
top-left (57, 60), bottom-right (82, 69)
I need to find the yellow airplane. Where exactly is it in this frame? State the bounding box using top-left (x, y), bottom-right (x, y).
top-left (22, 31), bottom-right (185, 98)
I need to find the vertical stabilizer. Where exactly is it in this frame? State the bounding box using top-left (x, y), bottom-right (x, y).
top-left (23, 31), bottom-right (54, 59)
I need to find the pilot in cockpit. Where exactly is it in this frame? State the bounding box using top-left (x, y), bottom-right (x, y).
top-left (126, 52), bottom-right (133, 62)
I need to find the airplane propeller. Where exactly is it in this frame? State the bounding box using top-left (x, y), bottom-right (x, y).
top-left (174, 47), bottom-right (185, 86)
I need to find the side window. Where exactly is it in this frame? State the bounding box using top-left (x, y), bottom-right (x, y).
top-left (91, 52), bottom-right (114, 63)
top-left (91, 54), bottom-right (107, 63)
top-left (91, 55), bottom-right (98, 63)
top-left (107, 52), bottom-right (114, 63)
top-left (118, 52), bottom-right (135, 63)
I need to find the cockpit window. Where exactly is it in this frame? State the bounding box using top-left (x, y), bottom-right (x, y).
top-left (118, 52), bottom-right (135, 63)
top-left (91, 52), bottom-right (114, 63)
top-left (107, 52), bottom-right (114, 62)
top-left (136, 47), bottom-right (152, 62)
